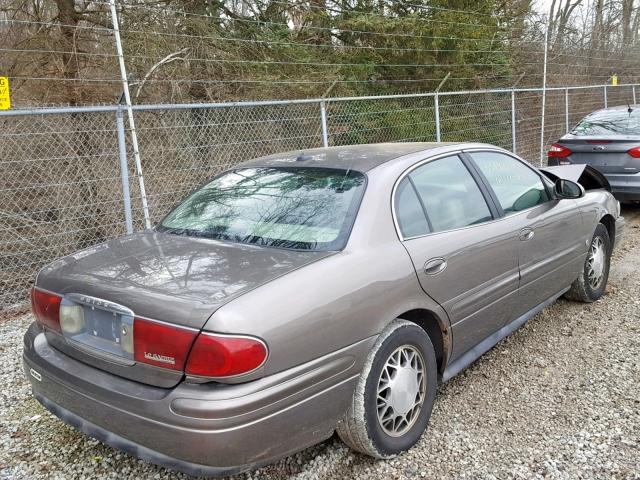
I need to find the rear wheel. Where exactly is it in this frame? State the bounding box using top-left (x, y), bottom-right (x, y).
top-left (565, 223), bottom-right (611, 303)
top-left (336, 320), bottom-right (437, 458)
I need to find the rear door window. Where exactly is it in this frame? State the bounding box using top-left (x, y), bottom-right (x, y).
top-left (395, 178), bottom-right (430, 238)
top-left (407, 155), bottom-right (492, 233)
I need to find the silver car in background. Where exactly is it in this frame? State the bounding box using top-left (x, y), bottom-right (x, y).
top-left (23, 143), bottom-right (624, 477)
top-left (548, 105), bottom-right (640, 201)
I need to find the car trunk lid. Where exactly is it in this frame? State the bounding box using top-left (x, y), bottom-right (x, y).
top-left (539, 164), bottom-right (611, 191)
top-left (35, 231), bottom-right (331, 387)
top-left (558, 136), bottom-right (640, 174)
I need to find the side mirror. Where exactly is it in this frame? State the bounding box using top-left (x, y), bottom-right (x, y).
top-left (554, 178), bottom-right (584, 199)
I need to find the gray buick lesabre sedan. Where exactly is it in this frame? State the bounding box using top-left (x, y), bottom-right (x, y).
top-left (24, 142), bottom-right (624, 476)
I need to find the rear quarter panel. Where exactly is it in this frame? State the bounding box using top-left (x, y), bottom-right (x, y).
top-left (205, 244), bottom-right (445, 377)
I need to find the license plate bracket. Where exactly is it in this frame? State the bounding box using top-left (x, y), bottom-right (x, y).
top-left (60, 295), bottom-right (135, 361)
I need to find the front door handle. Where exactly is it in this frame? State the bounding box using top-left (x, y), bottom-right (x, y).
top-left (424, 258), bottom-right (447, 276)
top-left (519, 228), bottom-right (535, 241)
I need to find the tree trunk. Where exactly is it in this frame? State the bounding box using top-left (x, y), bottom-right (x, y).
top-left (591, 0), bottom-right (604, 52)
top-left (621, 0), bottom-right (634, 48)
top-left (54, 0), bottom-right (81, 105)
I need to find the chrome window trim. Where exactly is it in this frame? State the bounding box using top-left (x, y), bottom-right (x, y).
top-left (399, 204), bottom-right (549, 241)
top-left (462, 146), bottom-right (546, 173)
top-left (399, 218), bottom-right (495, 241)
top-left (391, 150), bottom-right (495, 241)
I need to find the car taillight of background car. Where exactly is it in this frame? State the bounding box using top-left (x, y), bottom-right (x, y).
top-left (548, 143), bottom-right (573, 164)
top-left (627, 146), bottom-right (640, 158)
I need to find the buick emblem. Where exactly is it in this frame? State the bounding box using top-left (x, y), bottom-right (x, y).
top-left (66, 293), bottom-right (134, 316)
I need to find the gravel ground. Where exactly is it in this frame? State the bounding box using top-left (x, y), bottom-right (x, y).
top-left (1, 207), bottom-right (639, 480)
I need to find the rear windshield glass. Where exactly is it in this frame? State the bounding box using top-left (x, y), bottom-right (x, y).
top-left (571, 108), bottom-right (640, 136)
top-left (158, 167), bottom-right (366, 251)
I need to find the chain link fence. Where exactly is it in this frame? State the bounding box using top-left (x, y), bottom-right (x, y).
top-left (1, 83), bottom-right (638, 311)
top-left (133, 102), bottom-right (325, 225)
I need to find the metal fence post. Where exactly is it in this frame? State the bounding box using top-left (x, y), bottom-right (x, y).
top-left (434, 93), bottom-right (441, 142)
top-left (511, 90), bottom-right (516, 153)
top-left (116, 106), bottom-right (134, 234)
top-left (110, 0), bottom-right (151, 228)
top-left (320, 101), bottom-right (329, 148)
top-left (565, 88), bottom-right (569, 132)
top-left (604, 85), bottom-right (608, 108)
top-left (539, 22), bottom-right (549, 165)
top-left (633, 85), bottom-right (637, 104)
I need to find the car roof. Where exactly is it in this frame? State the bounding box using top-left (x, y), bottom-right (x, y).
top-left (237, 142), bottom-right (464, 172)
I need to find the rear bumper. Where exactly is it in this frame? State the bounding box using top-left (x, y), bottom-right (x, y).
top-left (32, 394), bottom-right (246, 477)
top-left (23, 322), bottom-right (371, 477)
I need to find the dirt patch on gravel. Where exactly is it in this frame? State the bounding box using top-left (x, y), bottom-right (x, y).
top-left (1, 207), bottom-right (639, 480)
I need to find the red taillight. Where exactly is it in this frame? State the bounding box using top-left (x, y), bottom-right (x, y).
top-left (627, 147), bottom-right (640, 158)
top-left (133, 318), bottom-right (198, 371)
top-left (586, 140), bottom-right (612, 144)
top-left (31, 288), bottom-right (62, 332)
top-left (548, 143), bottom-right (572, 158)
top-left (185, 333), bottom-right (268, 378)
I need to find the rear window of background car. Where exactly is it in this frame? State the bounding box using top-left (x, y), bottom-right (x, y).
top-left (571, 108), bottom-right (640, 136)
top-left (470, 151), bottom-right (549, 214)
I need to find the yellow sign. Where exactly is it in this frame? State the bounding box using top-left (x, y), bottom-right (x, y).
top-left (0, 77), bottom-right (10, 110)
top-left (611, 75), bottom-right (618, 86)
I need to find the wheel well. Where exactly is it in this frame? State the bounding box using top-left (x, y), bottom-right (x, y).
top-left (600, 214), bottom-right (615, 244)
top-left (396, 309), bottom-right (447, 373)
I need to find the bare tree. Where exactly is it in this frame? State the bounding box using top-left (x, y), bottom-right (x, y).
top-left (621, 0), bottom-right (637, 47)
top-left (549, 0), bottom-right (584, 49)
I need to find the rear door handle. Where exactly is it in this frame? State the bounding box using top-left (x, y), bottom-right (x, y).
top-left (519, 228), bottom-right (535, 241)
top-left (424, 258), bottom-right (447, 276)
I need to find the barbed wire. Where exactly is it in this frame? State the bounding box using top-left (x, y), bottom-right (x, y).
top-left (325, 0), bottom-right (500, 18)
top-left (91, 0), bottom-right (507, 30)
top-left (52, 1), bottom-right (530, 42)
top-left (3, 15), bottom-right (638, 63)
top-left (0, 4), bottom-right (637, 107)
top-left (3, 40), bottom-right (638, 73)
top-left (6, 73), bottom-right (629, 87)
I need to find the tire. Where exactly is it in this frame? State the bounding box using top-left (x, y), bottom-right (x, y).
top-left (565, 223), bottom-right (611, 303)
top-left (336, 319), bottom-right (437, 458)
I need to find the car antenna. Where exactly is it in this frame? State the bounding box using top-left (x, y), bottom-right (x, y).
top-left (337, 162), bottom-right (353, 193)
